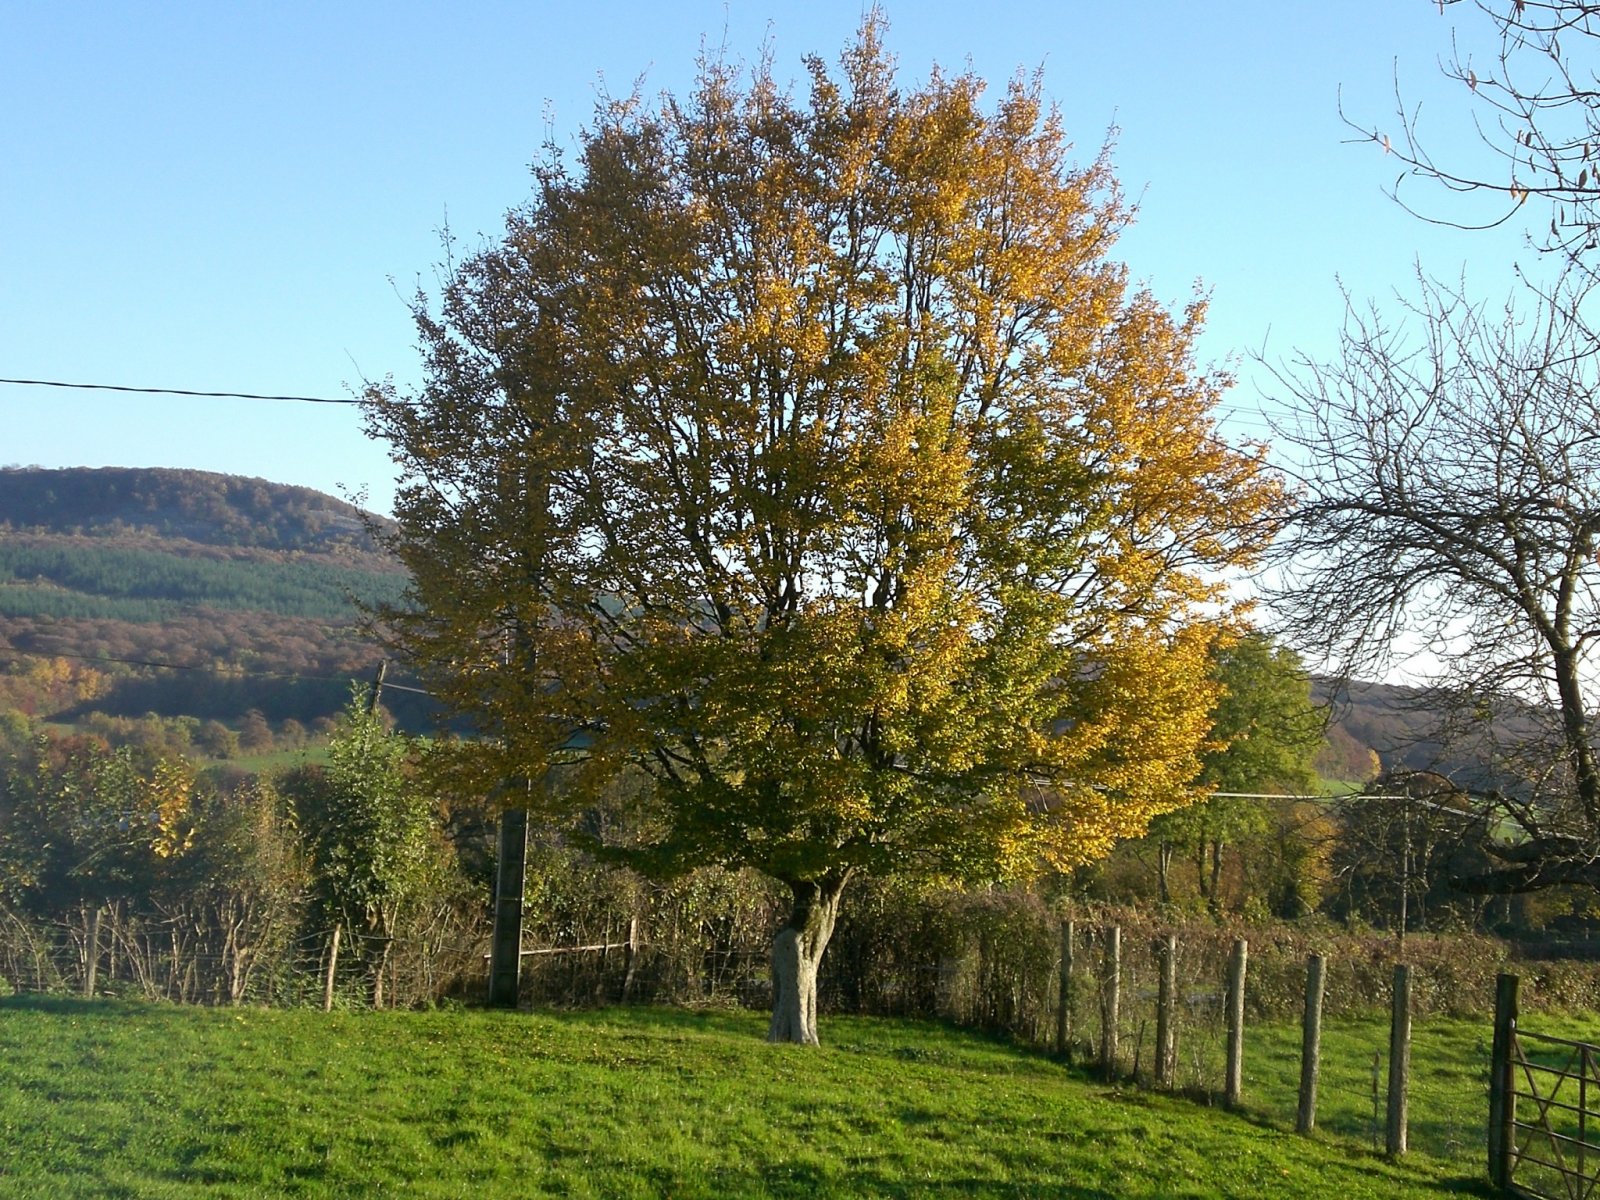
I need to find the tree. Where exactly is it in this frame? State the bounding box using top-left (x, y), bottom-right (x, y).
top-left (1267, 269), bottom-right (1600, 895)
top-left (0, 737), bottom-right (198, 917)
top-left (238, 708), bottom-right (274, 754)
top-left (1147, 633), bottom-right (1324, 909)
top-left (289, 689), bottom-right (434, 1007)
top-left (366, 22), bottom-right (1282, 1043)
top-left (195, 719), bottom-right (239, 760)
top-left (1328, 770), bottom-right (1489, 937)
top-left (1353, 0), bottom-right (1600, 264)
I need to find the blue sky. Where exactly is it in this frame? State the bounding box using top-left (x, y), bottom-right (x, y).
top-left (1, 1), bottom-right (1539, 516)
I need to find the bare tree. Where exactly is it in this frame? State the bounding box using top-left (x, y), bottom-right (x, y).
top-left (1267, 270), bottom-right (1600, 891)
top-left (1352, 1), bottom-right (1600, 263)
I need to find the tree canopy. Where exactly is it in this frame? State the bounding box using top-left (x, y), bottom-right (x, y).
top-left (367, 22), bottom-right (1282, 1041)
top-left (1145, 633), bottom-right (1324, 908)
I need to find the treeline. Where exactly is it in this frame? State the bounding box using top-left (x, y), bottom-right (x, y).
top-left (0, 656), bottom-right (439, 748)
top-left (3, 697), bottom-right (1596, 1022)
top-left (68, 675), bottom-right (439, 734)
top-left (0, 543), bottom-right (408, 622)
top-left (0, 466), bottom-right (389, 551)
top-left (1, 613), bottom-right (375, 680)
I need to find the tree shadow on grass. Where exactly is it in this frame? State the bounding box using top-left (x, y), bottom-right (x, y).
top-left (0, 994), bottom-right (191, 1022)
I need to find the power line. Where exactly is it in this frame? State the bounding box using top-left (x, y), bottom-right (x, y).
top-left (0, 377), bottom-right (362, 405)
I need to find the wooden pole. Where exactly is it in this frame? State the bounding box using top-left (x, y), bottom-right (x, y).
top-left (1297, 953), bottom-right (1326, 1133)
top-left (620, 915), bottom-right (641, 1002)
top-left (1397, 794), bottom-right (1409, 952)
top-left (1100, 926), bottom-right (1121, 1079)
top-left (366, 660), bottom-right (387, 714)
top-left (82, 905), bottom-right (101, 999)
top-left (1489, 973), bottom-right (1520, 1187)
top-left (488, 806), bottom-right (529, 1008)
top-left (1056, 919), bottom-right (1075, 1060)
top-left (1156, 933), bottom-right (1176, 1088)
top-left (322, 922), bottom-right (341, 1013)
top-left (1386, 963), bottom-right (1412, 1155)
top-left (1225, 937), bottom-right (1248, 1108)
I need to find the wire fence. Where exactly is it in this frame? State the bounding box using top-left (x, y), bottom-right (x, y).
top-left (12, 870), bottom-right (1600, 1177)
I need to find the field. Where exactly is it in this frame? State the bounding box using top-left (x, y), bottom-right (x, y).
top-left (0, 997), bottom-right (1495, 1199)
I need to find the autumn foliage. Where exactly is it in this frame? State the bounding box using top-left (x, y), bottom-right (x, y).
top-left (368, 23), bottom-right (1282, 1040)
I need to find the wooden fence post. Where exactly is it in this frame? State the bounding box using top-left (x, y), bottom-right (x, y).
top-left (1297, 953), bottom-right (1326, 1134)
top-left (620, 915), bottom-right (641, 1002)
top-left (1056, 920), bottom-right (1074, 1060)
top-left (82, 905), bottom-right (101, 999)
top-left (1489, 972), bottom-right (1520, 1187)
top-left (1101, 926), bottom-right (1121, 1079)
top-left (488, 806), bottom-right (529, 1009)
top-left (1387, 963), bottom-right (1411, 1156)
top-left (1156, 933), bottom-right (1176, 1088)
top-left (1225, 937), bottom-right (1248, 1108)
top-left (322, 922), bottom-right (341, 1013)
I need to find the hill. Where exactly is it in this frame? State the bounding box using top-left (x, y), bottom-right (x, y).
top-left (1313, 676), bottom-right (1558, 795)
top-left (0, 466), bottom-right (425, 734)
top-left (0, 465), bottom-right (388, 550)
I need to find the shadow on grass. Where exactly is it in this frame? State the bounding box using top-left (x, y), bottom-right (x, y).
top-left (0, 994), bottom-right (192, 1022)
top-left (532, 1003), bottom-right (764, 1040)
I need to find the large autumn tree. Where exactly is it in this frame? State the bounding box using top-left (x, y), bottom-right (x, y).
top-left (366, 23), bottom-right (1282, 1043)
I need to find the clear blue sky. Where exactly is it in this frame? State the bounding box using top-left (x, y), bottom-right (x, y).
top-left (1, 1), bottom-right (1538, 517)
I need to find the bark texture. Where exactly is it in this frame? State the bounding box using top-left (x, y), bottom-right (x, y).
top-left (768, 877), bottom-right (847, 1046)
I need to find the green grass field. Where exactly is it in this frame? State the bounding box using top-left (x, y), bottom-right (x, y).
top-left (0, 997), bottom-right (1497, 1199)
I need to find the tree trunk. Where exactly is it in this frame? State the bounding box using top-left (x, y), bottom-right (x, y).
top-left (1552, 644), bottom-right (1600, 825)
top-left (1157, 842), bottom-right (1173, 904)
top-left (768, 875), bottom-right (848, 1046)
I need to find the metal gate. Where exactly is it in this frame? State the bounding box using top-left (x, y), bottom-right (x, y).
top-left (1491, 973), bottom-right (1600, 1198)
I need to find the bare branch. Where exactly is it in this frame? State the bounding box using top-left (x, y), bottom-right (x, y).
top-left (1265, 268), bottom-right (1600, 886)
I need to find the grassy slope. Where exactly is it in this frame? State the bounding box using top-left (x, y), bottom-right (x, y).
top-left (0, 999), bottom-right (1488, 1199)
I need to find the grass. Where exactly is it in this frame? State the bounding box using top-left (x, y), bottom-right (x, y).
top-left (1119, 1006), bottom-right (1500, 1160)
top-left (210, 745), bottom-right (331, 775)
top-left (0, 997), bottom-right (1494, 1199)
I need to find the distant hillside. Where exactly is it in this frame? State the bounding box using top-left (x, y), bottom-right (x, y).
top-left (0, 467), bottom-right (1549, 778)
top-left (0, 466), bottom-right (389, 551)
top-left (1313, 677), bottom-right (1552, 794)
top-left (1314, 679), bottom-right (1437, 774)
top-left (0, 537), bottom-right (408, 623)
top-left (0, 467), bottom-right (429, 732)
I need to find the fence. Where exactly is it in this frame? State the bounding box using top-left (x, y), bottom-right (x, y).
top-left (1490, 972), bottom-right (1600, 1199)
top-left (502, 896), bottom-right (1507, 1168)
top-left (26, 861), bottom-right (1600, 1184)
top-left (0, 901), bottom-right (486, 1010)
top-left (500, 904), bottom-right (1498, 1166)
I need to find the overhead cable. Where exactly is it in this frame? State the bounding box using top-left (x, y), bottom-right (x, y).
top-left (0, 377), bottom-right (361, 405)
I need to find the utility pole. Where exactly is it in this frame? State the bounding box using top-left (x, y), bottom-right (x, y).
top-left (488, 801), bottom-right (529, 1008)
top-left (366, 660), bottom-right (387, 715)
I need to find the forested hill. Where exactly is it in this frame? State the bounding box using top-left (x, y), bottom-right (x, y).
top-left (0, 466), bottom-right (421, 734)
top-left (0, 466), bottom-right (388, 551)
top-left (0, 467), bottom-right (1512, 777)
